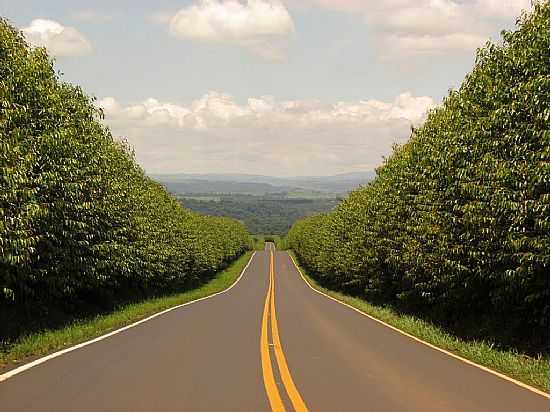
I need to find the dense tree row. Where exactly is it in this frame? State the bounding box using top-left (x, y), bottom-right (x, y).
top-left (288, 3), bottom-right (550, 344)
top-left (0, 19), bottom-right (250, 310)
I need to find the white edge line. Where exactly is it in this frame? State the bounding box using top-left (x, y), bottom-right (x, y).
top-left (287, 252), bottom-right (550, 401)
top-left (0, 251), bottom-right (257, 383)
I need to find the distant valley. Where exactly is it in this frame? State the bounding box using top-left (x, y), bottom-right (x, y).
top-left (151, 172), bottom-right (376, 234)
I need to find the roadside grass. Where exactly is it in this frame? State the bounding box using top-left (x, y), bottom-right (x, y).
top-left (0, 251), bottom-right (253, 369)
top-left (288, 251), bottom-right (550, 394)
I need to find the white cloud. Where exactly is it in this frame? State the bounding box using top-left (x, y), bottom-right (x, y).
top-left (475, 0), bottom-right (533, 19)
top-left (289, 0), bottom-right (370, 12)
top-left (167, 0), bottom-right (294, 60)
top-left (97, 92), bottom-right (434, 175)
top-left (372, 0), bottom-right (463, 36)
top-left (386, 33), bottom-right (488, 55)
top-left (97, 97), bottom-right (121, 114)
top-left (289, 0), bottom-right (536, 57)
top-left (22, 19), bottom-right (93, 57)
top-left (367, 0), bottom-right (490, 56)
top-left (98, 92), bottom-right (433, 130)
top-left (295, 0), bottom-right (534, 16)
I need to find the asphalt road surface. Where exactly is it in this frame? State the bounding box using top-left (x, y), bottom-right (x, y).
top-left (1, 243), bottom-right (549, 411)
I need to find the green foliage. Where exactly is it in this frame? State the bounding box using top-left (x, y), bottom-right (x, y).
top-left (288, 4), bottom-right (550, 346)
top-left (180, 194), bottom-right (339, 234)
top-left (0, 19), bottom-right (251, 313)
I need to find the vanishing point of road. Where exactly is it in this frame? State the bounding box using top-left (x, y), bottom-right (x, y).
top-left (1, 243), bottom-right (549, 411)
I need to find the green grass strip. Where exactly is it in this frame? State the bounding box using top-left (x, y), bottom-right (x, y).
top-left (289, 251), bottom-right (550, 394)
top-left (1, 251), bottom-right (253, 368)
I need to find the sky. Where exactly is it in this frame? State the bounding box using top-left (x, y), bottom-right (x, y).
top-left (0, 0), bottom-right (534, 176)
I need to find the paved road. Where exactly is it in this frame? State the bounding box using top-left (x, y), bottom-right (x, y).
top-left (1, 243), bottom-right (549, 411)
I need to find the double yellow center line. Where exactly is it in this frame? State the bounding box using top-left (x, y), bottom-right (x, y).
top-left (261, 247), bottom-right (308, 412)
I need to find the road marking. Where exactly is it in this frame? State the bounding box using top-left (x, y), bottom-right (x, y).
top-left (0, 252), bottom-right (257, 384)
top-left (261, 246), bottom-right (309, 411)
top-left (261, 250), bottom-right (286, 411)
top-left (270, 251), bottom-right (309, 412)
top-left (288, 252), bottom-right (550, 401)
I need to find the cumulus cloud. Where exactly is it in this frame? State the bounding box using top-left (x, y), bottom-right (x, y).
top-left (289, 0), bottom-right (536, 57)
top-left (290, 0), bottom-right (369, 12)
top-left (97, 92), bottom-right (434, 175)
top-left (296, 0), bottom-right (534, 16)
top-left (99, 92), bottom-right (432, 130)
top-left (22, 19), bottom-right (93, 57)
top-left (386, 33), bottom-right (488, 55)
top-left (372, 0), bottom-right (463, 36)
top-left (475, 0), bottom-right (533, 19)
top-left (167, 0), bottom-right (294, 60)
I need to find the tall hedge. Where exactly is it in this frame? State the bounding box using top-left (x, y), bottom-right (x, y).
top-left (288, 3), bottom-right (550, 341)
top-left (0, 19), bottom-right (250, 309)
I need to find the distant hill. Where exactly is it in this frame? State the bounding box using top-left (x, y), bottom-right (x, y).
top-left (151, 172), bottom-right (375, 195)
top-left (282, 172), bottom-right (376, 193)
top-left (149, 172), bottom-right (376, 233)
top-left (156, 179), bottom-right (294, 195)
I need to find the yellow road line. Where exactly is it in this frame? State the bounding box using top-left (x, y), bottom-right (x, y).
top-left (261, 251), bottom-right (286, 411)
top-left (270, 251), bottom-right (309, 412)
